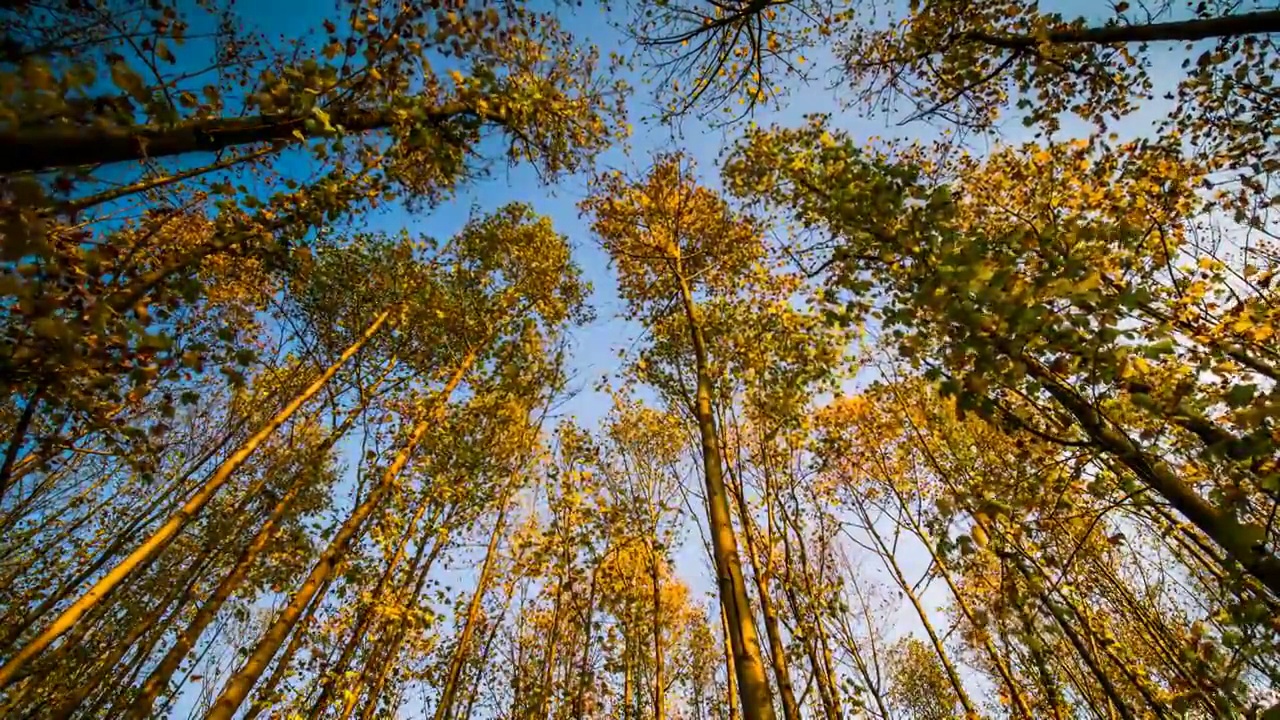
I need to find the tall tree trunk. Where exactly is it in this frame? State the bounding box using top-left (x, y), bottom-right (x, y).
top-left (48, 551), bottom-right (211, 719)
top-left (203, 350), bottom-right (473, 720)
top-left (720, 604), bottom-right (739, 720)
top-left (1006, 553), bottom-right (1138, 720)
top-left (769, 487), bottom-right (841, 720)
top-left (886, 482), bottom-right (1032, 718)
top-left (336, 509), bottom-right (453, 720)
top-left (726, 469), bottom-right (800, 720)
top-left (0, 309), bottom-right (392, 690)
top-left (307, 498), bottom-right (443, 719)
top-left (434, 499), bottom-right (511, 720)
top-left (676, 272), bottom-right (776, 720)
top-left (130, 365), bottom-right (391, 718)
top-left (623, 625), bottom-right (634, 720)
top-left (572, 567), bottom-right (601, 719)
top-left (1010, 592), bottom-right (1070, 720)
top-left (536, 560), bottom-right (567, 720)
top-left (652, 541), bottom-right (666, 720)
top-left (1014, 347), bottom-right (1280, 597)
top-left (463, 574), bottom-right (521, 720)
top-left (0, 414), bottom-right (246, 653)
top-left (240, 574), bottom-right (333, 720)
top-left (854, 499), bottom-right (978, 717)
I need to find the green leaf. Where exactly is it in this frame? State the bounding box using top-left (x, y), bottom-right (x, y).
top-left (1226, 383), bottom-right (1257, 408)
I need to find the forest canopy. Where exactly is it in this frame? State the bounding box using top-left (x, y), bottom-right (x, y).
top-left (1, 0), bottom-right (1278, 719)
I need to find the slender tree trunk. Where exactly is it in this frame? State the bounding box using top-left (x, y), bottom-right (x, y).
top-left (652, 541), bottom-right (665, 720)
top-left (770, 489), bottom-right (841, 720)
top-left (887, 482), bottom-right (1033, 718)
top-left (335, 507), bottom-right (453, 720)
top-left (130, 479), bottom-right (302, 714)
top-left (572, 567), bottom-right (601, 718)
top-left (855, 499), bottom-right (978, 717)
top-left (727, 471), bottom-right (800, 720)
top-left (47, 552), bottom-right (208, 719)
top-left (203, 350), bottom-right (472, 720)
top-left (308, 498), bottom-right (443, 719)
top-left (131, 366), bottom-right (391, 718)
top-left (434, 499), bottom-right (510, 720)
top-left (463, 574), bottom-right (521, 720)
top-left (239, 574), bottom-right (332, 720)
top-left (0, 310), bottom-right (393, 690)
top-left (720, 604), bottom-right (739, 720)
top-left (623, 625), bottom-right (634, 720)
top-left (0, 385), bottom-right (41, 504)
top-left (536, 562), bottom-right (567, 720)
top-left (0, 414), bottom-right (245, 653)
top-left (676, 272), bottom-right (777, 720)
top-left (1007, 553), bottom-right (1137, 720)
top-left (1055, 584), bottom-right (1173, 719)
top-left (1015, 347), bottom-right (1280, 597)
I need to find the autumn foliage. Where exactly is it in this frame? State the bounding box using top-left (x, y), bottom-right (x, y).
top-left (1, 1), bottom-right (1279, 719)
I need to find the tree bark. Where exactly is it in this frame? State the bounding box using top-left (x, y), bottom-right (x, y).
top-left (964, 10), bottom-right (1280, 51)
top-left (203, 349), bottom-right (473, 720)
top-left (0, 101), bottom-right (492, 175)
top-left (0, 308), bottom-right (392, 690)
top-left (131, 360), bottom-right (394, 718)
top-left (676, 271), bottom-right (777, 720)
top-left (726, 468), bottom-right (800, 720)
top-left (434, 499), bottom-right (511, 720)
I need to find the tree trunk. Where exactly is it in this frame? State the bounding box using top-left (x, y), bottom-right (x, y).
top-left (1016, 348), bottom-right (1280, 597)
top-left (964, 9), bottom-right (1280, 50)
top-left (308, 497), bottom-right (443, 719)
top-left (203, 350), bottom-right (473, 720)
top-left (434, 499), bottom-right (511, 720)
top-left (1011, 592), bottom-right (1070, 720)
top-left (650, 540), bottom-right (666, 720)
top-left (727, 470), bottom-right (800, 720)
top-left (720, 603), bottom-right (739, 720)
top-left (0, 309), bottom-right (392, 690)
top-left (855, 499), bottom-right (978, 717)
top-left (131, 362), bottom-right (393, 718)
top-left (334, 505), bottom-right (454, 720)
top-left (676, 272), bottom-right (776, 720)
top-left (0, 101), bottom-right (490, 175)
top-left (1008, 554), bottom-right (1137, 720)
top-left (239, 574), bottom-right (333, 720)
top-left (48, 552), bottom-right (210, 719)
top-left (887, 482), bottom-right (1032, 718)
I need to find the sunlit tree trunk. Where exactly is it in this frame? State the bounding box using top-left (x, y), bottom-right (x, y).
top-left (240, 574), bottom-right (333, 720)
top-left (726, 467), bottom-right (800, 720)
top-left (338, 510), bottom-right (453, 720)
top-left (853, 497), bottom-right (978, 717)
top-left (434, 498), bottom-right (511, 720)
top-left (720, 604), bottom-right (740, 720)
top-left (0, 309), bottom-right (393, 690)
top-left (676, 270), bottom-right (776, 720)
top-left (651, 541), bottom-right (666, 720)
top-left (204, 349), bottom-right (473, 720)
top-left (307, 497), bottom-right (443, 719)
top-left (49, 551), bottom-right (213, 719)
top-left (131, 363), bottom-right (393, 718)
top-left (884, 481), bottom-right (1032, 718)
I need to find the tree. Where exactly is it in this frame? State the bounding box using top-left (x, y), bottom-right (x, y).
top-left (582, 153), bottom-right (778, 720)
